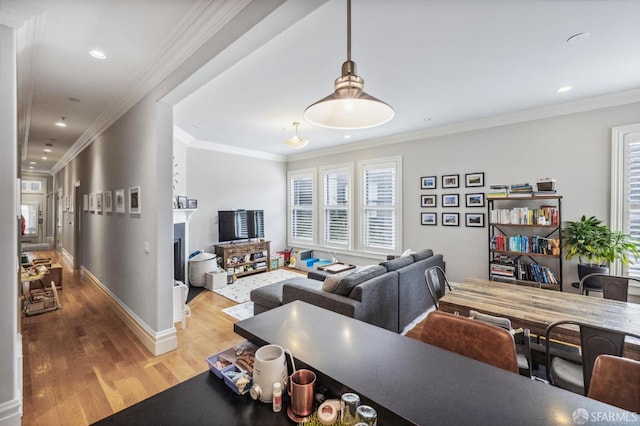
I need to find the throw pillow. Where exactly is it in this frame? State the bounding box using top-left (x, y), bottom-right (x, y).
top-left (322, 270), bottom-right (354, 293)
top-left (401, 248), bottom-right (415, 257)
top-left (379, 256), bottom-right (413, 271)
top-left (411, 249), bottom-right (434, 262)
top-left (332, 265), bottom-right (387, 296)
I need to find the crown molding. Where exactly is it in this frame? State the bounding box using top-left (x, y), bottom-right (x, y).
top-left (51, 0), bottom-right (252, 174)
top-left (187, 134), bottom-right (286, 162)
top-left (286, 88), bottom-right (640, 162)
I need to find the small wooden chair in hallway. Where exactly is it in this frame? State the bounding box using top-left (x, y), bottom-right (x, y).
top-left (420, 310), bottom-right (518, 374)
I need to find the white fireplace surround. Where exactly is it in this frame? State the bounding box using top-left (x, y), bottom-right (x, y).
top-left (173, 208), bottom-right (197, 282)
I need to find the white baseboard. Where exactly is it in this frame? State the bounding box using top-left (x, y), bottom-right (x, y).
top-left (61, 247), bottom-right (73, 264)
top-left (81, 267), bottom-right (177, 356)
top-left (0, 398), bottom-right (22, 426)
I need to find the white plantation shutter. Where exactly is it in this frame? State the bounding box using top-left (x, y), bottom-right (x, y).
top-left (361, 159), bottom-right (399, 251)
top-left (289, 171), bottom-right (314, 243)
top-left (623, 139), bottom-right (640, 277)
top-left (322, 166), bottom-right (351, 248)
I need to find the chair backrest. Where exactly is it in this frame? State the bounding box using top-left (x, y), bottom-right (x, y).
top-left (588, 355), bottom-right (640, 413)
top-left (425, 266), bottom-right (451, 309)
top-left (420, 311), bottom-right (518, 373)
top-left (545, 320), bottom-right (640, 394)
top-left (600, 275), bottom-right (636, 301)
top-left (468, 310), bottom-right (513, 331)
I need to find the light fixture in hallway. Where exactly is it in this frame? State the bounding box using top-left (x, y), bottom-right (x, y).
top-left (285, 122), bottom-right (309, 149)
top-left (55, 117), bottom-right (67, 127)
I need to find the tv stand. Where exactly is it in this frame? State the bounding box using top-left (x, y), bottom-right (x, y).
top-left (214, 240), bottom-right (271, 278)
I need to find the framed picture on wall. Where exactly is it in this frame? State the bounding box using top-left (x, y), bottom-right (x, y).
top-left (442, 193), bottom-right (459, 207)
top-left (421, 176), bottom-right (437, 189)
top-left (82, 194), bottom-right (88, 211)
top-left (421, 194), bottom-right (437, 208)
top-left (129, 186), bottom-right (141, 214)
top-left (465, 192), bottom-right (485, 208)
top-left (177, 195), bottom-right (187, 209)
top-left (115, 189), bottom-right (125, 213)
top-left (187, 199), bottom-right (198, 209)
top-left (465, 172), bottom-right (485, 187)
top-left (95, 192), bottom-right (103, 213)
top-left (421, 212), bottom-right (437, 226)
top-left (442, 174), bottom-right (459, 188)
top-left (466, 213), bottom-right (485, 228)
top-left (104, 191), bottom-right (113, 213)
top-left (89, 193), bottom-right (95, 212)
top-left (442, 212), bottom-right (460, 226)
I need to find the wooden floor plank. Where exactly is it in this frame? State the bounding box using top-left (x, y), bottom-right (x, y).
top-left (21, 250), bottom-right (423, 425)
top-left (21, 250), bottom-right (246, 425)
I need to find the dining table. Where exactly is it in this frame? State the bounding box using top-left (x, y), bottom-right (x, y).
top-left (438, 278), bottom-right (640, 359)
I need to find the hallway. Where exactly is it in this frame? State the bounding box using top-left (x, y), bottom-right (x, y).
top-left (21, 250), bottom-right (244, 425)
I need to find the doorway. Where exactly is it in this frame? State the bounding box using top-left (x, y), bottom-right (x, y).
top-left (20, 178), bottom-right (47, 246)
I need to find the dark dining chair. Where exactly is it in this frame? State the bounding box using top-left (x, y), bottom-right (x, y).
top-left (588, 354), bottom-right (640, 413)
top-left (424, 265), bottom-right (451, 310)
top-left (468, 310), bottom-right (532, 377)
top-left (545, 319), bottom-right (640, 395)
top-left (421, 310), bottom-right (518, 374)
top-left (577, 273), bottom-right (640, 301)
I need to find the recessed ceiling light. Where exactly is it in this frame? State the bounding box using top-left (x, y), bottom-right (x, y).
top-left (55, 117), bottom-right (67, 127)
top-left (42, 156), bottom-right (47, 160)
top-left (556, 86), bottom-right (572, 93)
top-left (567, 32), bottom-right (590, 44)
top-left (89, 49), bottom-right (108, 60)
top-left (344, 135), bottom-right (351, 139)
top-left (29, 166), bottom-right (34, 170)
top-left (29, 161), bottom-right (36, 165)
top-left (44, 148), bottom-right (52, 153)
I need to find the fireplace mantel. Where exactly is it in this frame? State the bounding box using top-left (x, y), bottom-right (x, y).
top-left (173, 208), bottom-right (197, 225)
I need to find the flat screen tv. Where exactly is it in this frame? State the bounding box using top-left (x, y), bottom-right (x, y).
top-left (218, 209), bottom-right (264, 242)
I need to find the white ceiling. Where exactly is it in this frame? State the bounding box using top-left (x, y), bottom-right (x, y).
top-left (9, 0), bottom-right (640, 173)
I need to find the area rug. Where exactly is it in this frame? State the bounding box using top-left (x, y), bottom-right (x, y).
top-left (221, 302), bottom-right (255, 321)
top-left (214, 269), bottom-right (302, 303)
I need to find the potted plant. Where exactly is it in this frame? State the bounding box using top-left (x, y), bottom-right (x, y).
top-left (562, 215), bottom-right (639, 279)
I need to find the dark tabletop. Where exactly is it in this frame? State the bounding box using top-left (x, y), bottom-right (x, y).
top-left (95, 301), bottom-right (636, 426)
top-left (235, 301), bottom-right (636, 426)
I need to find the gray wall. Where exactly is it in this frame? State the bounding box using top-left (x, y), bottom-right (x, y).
top-left (0, 23), bottom-right (21, 426)
top-left (56, 97), bottom-right (174, 332)
top-left (287, 102), bottom-right (640, 291)
top-left (186, 148), bottom-right (287, 255)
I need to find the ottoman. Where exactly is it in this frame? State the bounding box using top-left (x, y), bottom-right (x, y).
top-left (250, 277), bottom-right (324, 315)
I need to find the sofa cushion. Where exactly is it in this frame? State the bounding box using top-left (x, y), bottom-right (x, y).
top-left (379, 256), bottom-right (414, 272)
top-left (322, 269), bottom-right (355, 292)
top-left (332, 265), bottom-right (387, 296)
top-left (411, 249), bottom-right (434, 262)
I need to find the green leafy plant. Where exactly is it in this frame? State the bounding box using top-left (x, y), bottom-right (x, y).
top-left (562, 215), bottom-right (639, 266)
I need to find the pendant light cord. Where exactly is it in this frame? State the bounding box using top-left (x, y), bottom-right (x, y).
top-left (346, 0), bottom-right (351, 62)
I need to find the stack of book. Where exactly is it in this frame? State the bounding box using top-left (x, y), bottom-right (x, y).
top-left (508, 183), bottom-right (533, 197)
top-left (487, 184), bottom-right (509, 198)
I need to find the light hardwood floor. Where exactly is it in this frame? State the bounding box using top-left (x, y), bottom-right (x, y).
top-left (21, 250), bottom-right (426, 425)
top-left (21, 250), bottom-right (246, 425)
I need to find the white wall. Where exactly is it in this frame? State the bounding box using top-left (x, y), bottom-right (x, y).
top-left (0, 23), bottom-right (22, 426)
top-left (186, 148), bottom-right (287, 255)
top-left (287, 102), bottom-right (640, 291)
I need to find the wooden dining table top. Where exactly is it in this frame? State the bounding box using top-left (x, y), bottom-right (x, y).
top-left (438, 278), bottom-right (640, 358)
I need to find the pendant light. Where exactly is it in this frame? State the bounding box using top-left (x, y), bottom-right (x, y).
top-left (304, 0), bottom-right (394, 129)
top-left (285, 122), bottom-right (309, 149)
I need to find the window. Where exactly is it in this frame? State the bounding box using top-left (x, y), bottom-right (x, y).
top-left (611, 124), bottom-right (640, 294)
top-left (321, 164), bottom-right (352, 249)
top-left (359, 157), bottom-right (402, 253)
top-left (288, 169), bottom-right (315, 244)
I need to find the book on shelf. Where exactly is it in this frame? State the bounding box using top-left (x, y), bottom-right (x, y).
top-left (507, 191), bottom-right (533, 197)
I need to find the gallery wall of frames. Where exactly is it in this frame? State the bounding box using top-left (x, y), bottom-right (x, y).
top-left (419, 172), bottom-right (485, 228)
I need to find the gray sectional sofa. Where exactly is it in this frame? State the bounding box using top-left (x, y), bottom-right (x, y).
top-left (250, 249), bottom-right (445, 333)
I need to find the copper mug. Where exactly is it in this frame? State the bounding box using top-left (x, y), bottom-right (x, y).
top-left (288, 369), bottom-right (316, 417)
